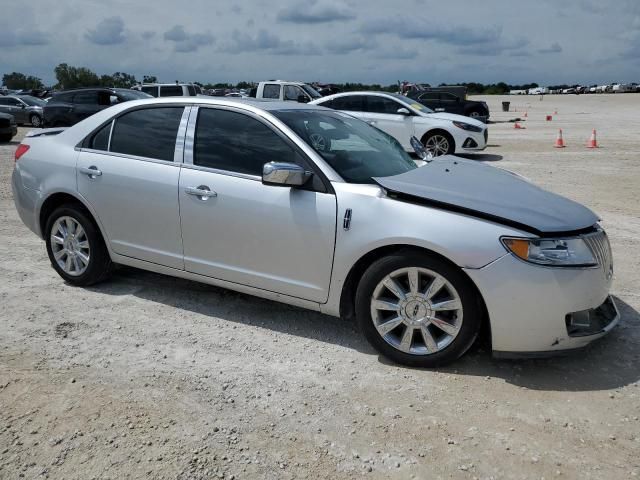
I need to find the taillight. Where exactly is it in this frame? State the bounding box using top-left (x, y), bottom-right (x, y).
top-left (15, 144), bottom-right (30, 162)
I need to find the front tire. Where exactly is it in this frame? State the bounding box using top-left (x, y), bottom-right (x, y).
top-left (45, 205), bottom-right (112, 286)
top-left (421, 131), bottom-right (454, 157)
top-left (355, 251), bottom-right (481, 367)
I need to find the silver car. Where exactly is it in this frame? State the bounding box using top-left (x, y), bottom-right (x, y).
top-left (0, 95), bottom-right (45, 127)
top-left (12, 98), bottom-right (619, 366)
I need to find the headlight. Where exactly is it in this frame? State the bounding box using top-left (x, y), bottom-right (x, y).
top-left (501, 237), bottom-right (597, 267)
top-left (452, 121), bottom-right (483, 133)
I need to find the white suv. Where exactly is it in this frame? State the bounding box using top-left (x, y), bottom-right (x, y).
top-left (131, 83), bottom-right (202, 97)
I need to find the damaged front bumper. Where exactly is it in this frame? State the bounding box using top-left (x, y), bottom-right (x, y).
top-left (464, 252), bottom-right (619, 356)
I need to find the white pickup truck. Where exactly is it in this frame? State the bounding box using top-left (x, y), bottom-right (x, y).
top-left (249, 81), bottom-right (323, 103)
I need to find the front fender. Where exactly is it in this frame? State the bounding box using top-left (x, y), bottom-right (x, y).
top-left (321, 182), bottom-right (528, 316)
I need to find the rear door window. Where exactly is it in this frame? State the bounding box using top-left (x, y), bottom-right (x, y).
top-left (159, 85), bottom-right (184, 97)
top-left (110, 107), bottom-right (184, 161)
top-left (73, 91), bottom-right (99, 105)
top-left (364, 96), bottom-right (402, 114)
top-left (327, 95), bottom-right (364, 112)
top-left (262, 84), bottom-right (281, 99)
top-left (187, 85), bottom-right (197, 96)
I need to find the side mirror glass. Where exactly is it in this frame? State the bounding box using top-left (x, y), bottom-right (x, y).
top-left (297, 94), bottom-right (309, 103)
top-left (262, 162), bottom-right (312, 187)
top-left (397, 107), bottom-right (411, 115)
top-left (410, 136), bottom-right (433, 162)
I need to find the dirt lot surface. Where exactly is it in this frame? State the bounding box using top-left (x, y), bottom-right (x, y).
top-left (1, 94), bottom-right (639, 479)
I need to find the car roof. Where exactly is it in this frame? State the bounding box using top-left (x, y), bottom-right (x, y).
top-left (140, 96), bottom-right (328, 112)
top-left (312, 91), bottom-right (399, 101)
top-left (55, 87), bottom-right (133, 94)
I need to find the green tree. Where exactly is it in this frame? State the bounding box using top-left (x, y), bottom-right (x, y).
top-left (54, 63), bottom-right (100, 89)
top-left (109, 72), bottom-right (138, 88)
top-left (142, 75), bottom-right (157, 84)
top-left (2, 72), bottom-right (44, 90)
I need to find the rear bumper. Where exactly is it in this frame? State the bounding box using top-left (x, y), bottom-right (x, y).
top-left (464, 252), bottom-right (617, 353)
top-left (12, 168), bottom-right (42, 237)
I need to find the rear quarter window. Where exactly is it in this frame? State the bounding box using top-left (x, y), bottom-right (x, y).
top-left (262, 84), bottom-right (281, 99)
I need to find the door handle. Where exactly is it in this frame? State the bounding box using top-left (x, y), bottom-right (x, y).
top-left (366, 120), bottom-right (377, 125)
top-left (185, 185), bottom-right (217, 200)
top-left (79, 166), bottom-right (102, 178)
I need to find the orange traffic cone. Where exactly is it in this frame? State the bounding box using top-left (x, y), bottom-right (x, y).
top-left (554, 129), bottom-right (566, 148)
top-left (514, 122), bottom-right (525, 129)
top-left (523, 111), bottom-right (528, 118)
top-left (587, 129), bottom-right (599, 148)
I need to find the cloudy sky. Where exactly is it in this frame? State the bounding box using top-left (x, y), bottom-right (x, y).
top-left (1, 0), bottom-right (638, 86)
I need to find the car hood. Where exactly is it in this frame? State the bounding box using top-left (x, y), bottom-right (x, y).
top-left (419, 111), bottom-right (485, 127)
top-left (373, 156), bottom-right (599, 235)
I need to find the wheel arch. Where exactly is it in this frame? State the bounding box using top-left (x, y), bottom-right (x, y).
top-left (420, 128), bottom-right (456, 151)
top-left (339, 244), bottom-right (491, 346)
top-left (39, 191), bottom-right (109, 246)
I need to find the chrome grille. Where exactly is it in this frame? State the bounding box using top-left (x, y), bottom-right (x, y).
top-left (584, 230), bottom-right (613, 278)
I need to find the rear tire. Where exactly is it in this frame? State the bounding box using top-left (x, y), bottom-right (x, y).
top-left (30, 114), bottom-right (42, 128)
top-left (0, 134), bottom-right (12, 143)
top-left (355, 251), bottom-right (481, 367)
top-left (45, 204), bottom-right (112, 286)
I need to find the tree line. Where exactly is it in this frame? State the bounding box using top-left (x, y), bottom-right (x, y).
top-left (3, 64), bottom-right (540, 94)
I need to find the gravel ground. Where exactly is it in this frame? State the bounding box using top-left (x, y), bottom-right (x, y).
top-left (1, 94), bottom-right (639, 480)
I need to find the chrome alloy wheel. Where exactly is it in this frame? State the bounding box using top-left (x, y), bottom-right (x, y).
top-left (50, 216), bottom-right (90, 276)
top-left (424, 135), bottom-right (450, 156)
top-left (370, 267), bottom-right (463, 355)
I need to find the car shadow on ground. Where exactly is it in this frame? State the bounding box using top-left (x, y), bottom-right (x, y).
top-left (91, 268), bottom-right (639, 392)
top-left (457, 153), bottom-right (503, 162)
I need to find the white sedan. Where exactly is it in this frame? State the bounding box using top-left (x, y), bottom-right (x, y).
top-left (311, 91), bottom-right (488, 157)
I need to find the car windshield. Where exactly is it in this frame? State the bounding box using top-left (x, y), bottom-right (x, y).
top-left (18, 96), bottom-right (46, 107)
top-left (116, 90), bottom-right (153, 101)
top-left (388, 93), bottom-right (434, 114)
top-left (301, 84), bottom-right (322, 99)
top-left (273, 110), bottom-right (417, 184)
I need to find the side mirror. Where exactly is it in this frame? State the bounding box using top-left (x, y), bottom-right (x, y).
top-left (262, 162), bottom-right (312, 187)
top-left (397, 107), bottom-right (411, 115)
top-left (297, 95), bottom-right (309, 103)
top-left (20, 104), bottom-right (26, 109)
top-left (410, 136), bottom-right (432, 162)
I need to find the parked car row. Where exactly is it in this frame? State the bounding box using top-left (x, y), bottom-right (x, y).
top-left (0, 95), bottom-right (45, 127)
top-left (510, 83), bottom-right (640, 95)
top-left (0, 112), bottom-right (18, 142)
top-left (12, 96), bottom-right (618, 367)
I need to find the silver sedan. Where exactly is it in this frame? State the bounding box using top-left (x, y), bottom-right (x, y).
top-left (12, 97), bottom-right (618, 366)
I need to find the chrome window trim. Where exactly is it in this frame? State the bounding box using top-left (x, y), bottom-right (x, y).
top-left (180, 162), bottom-right (261, 182)
top-left (78, 148), bottom-right (182, 167)
top-left (173, 106), bottom-right (192, 163)
top-left (107, 119), bottom-right (115, 151)
top-left (183, 106), bottom-right (198, 165)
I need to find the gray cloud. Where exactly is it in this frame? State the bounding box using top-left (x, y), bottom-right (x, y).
top-left (538, 42), bottom-right (563, 54)
top-left (141, 31), bottom-right (156, 40)
top-left (361, 18), bottom-right (502, 46)
top-left (277, 0), bottom-right (356, 24)
top-left (325, 37), bottom-right (374, 54)
top-left (0, 28), bottom-right (48, 46)
top-left (457, 37), bottom-right (529, 56)
top-left (229, 29), bottom-right (319, 55)
top-left (85, 16), bottom-right (126, 45)
top-left (163, 25), bottom-right (214, 52)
